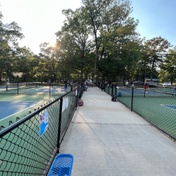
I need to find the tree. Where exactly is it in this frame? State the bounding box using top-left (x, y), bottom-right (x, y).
top-left (82, 0), bottom-right (139, 82)
top-left (56, 8), bottom-right (93, 81)
top-left (39, 42), bottom-right (60, 82)
top-left (159, 48), bottom-right (176, 84)
top-left (13, 47), bottom-right (45, 82)
top-left (0, 12), bottom-right (24, 82)
top-left (144, 36), bottom-right (171, 80)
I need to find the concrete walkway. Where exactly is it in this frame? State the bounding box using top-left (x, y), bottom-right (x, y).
top-left (60, 87), bottom-right (176, 176)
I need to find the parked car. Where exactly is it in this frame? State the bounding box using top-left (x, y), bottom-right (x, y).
top-left (133, 81), bottom-right (144, 87)
top-left (162, 82), bottom-right (171, 88)
top-left (147, 81), bottom-right (157, 87)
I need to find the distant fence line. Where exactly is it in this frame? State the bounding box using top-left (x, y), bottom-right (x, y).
top-left (104, 85), bottom-right (176, 140)
top-left (0, 82), bottom-right (73, 95)
top-left (0, 84), bottom-right (83, 175)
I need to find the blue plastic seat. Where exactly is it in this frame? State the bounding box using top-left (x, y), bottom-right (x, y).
top-left (48, 154), bottom-right (74, 176)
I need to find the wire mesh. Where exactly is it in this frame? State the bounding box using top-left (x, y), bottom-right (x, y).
top-left (0, 82), bottom-right (71, 96)
top-left (105, 86), bottom-right (132, 109)
top-left (0, 101), bottom-right (60, 175)
top-left (133, 88), bottom-right (176, 138)
top-left (0, 89), bottom-right (78, 175)
top-left (60, 91), bottom-right (77, 141)
top-left (111, 86), bottom-right (176, 140)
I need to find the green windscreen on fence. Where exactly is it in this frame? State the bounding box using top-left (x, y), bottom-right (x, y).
top-left (0, 101), bottom-right (60, 175)
top-left (0, 88), bottom-right (78, 175)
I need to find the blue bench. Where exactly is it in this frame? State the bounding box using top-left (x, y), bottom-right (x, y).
top-left (48, 154), bottom-right (74, 176)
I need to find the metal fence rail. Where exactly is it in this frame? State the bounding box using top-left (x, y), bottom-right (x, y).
top-left (104, 85), bottom-right (176, 140)
top-left (0, 87), bottom-right (80, 175)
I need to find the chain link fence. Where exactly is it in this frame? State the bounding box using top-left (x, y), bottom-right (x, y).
top-left (0, 86), bottom-right (80, 175)
top-left (104, 85), bottom-right (176, 140)
top-left (0, 82), bottom-right (72, 96)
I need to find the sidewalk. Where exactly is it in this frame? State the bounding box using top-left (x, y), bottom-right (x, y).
top-left (60, 87), bottom-right (176, 176)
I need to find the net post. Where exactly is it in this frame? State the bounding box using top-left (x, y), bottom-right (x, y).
top-left (17, 82), bottom-right (19, 95)
top-left (49, 83), bottom-right (51, 96)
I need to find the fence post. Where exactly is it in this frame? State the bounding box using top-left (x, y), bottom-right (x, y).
top-left (17, 82), bottom-right (19, 95)
top-left (131, 87), bottom-right (134, 111)
top-left (57, 97), bottom-right (63, 153)
top-left (70, 84), bottom-right (73, 91)
top-left (49, 83), bottom-right (51, 96)
top-left (111, 84), bottom-right (114, 96)
top-left (115, 84), bottom-right (118, 96)
top-left (75, 89), bottom-right (78, 108)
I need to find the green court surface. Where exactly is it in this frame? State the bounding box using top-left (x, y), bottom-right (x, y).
top-left (117, 88), bottom-right (176, 138)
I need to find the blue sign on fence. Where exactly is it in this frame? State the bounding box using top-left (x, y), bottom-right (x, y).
top-left (39, 109), bottom-right (49, 137)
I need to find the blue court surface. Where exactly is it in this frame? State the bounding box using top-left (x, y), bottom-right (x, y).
top-left (119, 88), bottom-right (158, 95)
top-left (163, 104), bottom-right (176, 110)
top-left (0, 101), bottom-right (36, 120)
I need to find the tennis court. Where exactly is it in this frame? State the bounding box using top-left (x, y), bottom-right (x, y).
top-left (0, 84), bottom-right (67, 128)
top-left (116, 87), bottom-right (176, 139)
top-left (0, 83), bottom-right (66, 95)
top-left (0, 87), bottom-right (77, 175)
top-left (0, 101), bottom-right (36, 119)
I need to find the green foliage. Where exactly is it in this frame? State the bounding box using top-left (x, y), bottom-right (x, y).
top-left (56, 8), bottom-right (93, 81)
top-left (0, 14), bottom-right (24, 81)
top-left (73, 0), bottom-right (140, 81)
top-left (0, 1), bottom-right (175, 83)
top-left (159, 48), bottom-right (176, 84)
top-left (143, 36), bottom-right (171, 80)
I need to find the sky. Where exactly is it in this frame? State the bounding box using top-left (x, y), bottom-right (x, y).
top-left (0, 0), bottom-right (176, 54)
top-left (131, 0), bottom-right (176, 46)
top-left (0, 0), bottom-right (82, 54)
